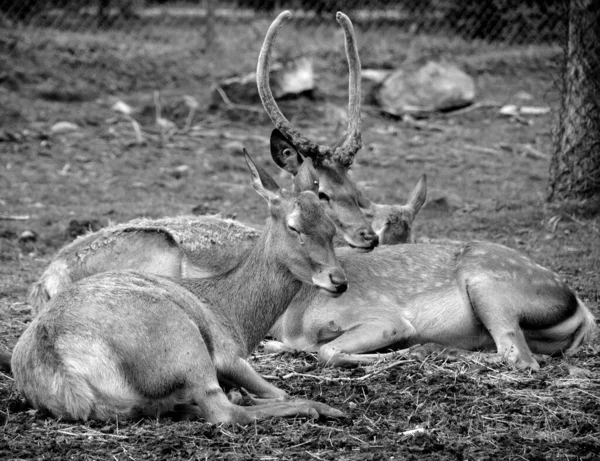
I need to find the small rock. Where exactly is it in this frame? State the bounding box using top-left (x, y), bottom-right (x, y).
top-left (168, 165), bottom-right (190, 179)
top-left (111, 100), bottom-right (134, 116)
top-left (18, 230), bottom-right (37, 242)
top-left (50, 121), bottom-right (79, 134)
top-left (499, 104), bottom-right (519, 116)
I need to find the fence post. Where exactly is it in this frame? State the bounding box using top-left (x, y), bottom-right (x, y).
top-left (205, 0), bottom-right (215, 52)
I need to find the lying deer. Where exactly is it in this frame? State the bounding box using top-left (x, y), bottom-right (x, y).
top-left (28, 10), bottom-right (427, 315)
top-left (11, 152), bottom-right (347, 424)
top-left (266, 242), bottom-right (596, 370)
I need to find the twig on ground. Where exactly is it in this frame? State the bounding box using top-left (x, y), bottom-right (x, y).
top-left (518, 143), bottom-right (549, 160)
top-left (305, 451), bottom-right (327, 461)
top-left (213, 84), bottom-right (264, 114)
top-left (401, 114), bottom-right (446, 132)
top-left (128, 117), bottom-right (144, 145)
top-left (510, 114), bottom-right (532, 125)
top-left (41, 428), bottom-right (129, 439)
top-left (462, 144), bottom-right (503, 156)
top-left (0, 214), bottom-right (30, 220)
top-left (441, 100), bottom-right (502, 116)
top-left (399, 426), bottom-right (428, 437)
top-left (281, 358), bottom-right (413, 382)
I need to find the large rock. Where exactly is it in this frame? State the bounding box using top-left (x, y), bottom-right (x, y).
top-left (374, 61), bottom-right (476, 115)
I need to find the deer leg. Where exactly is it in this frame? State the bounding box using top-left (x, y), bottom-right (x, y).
top-left (219, 357), bottom-right (289, 399)
top-left (317, 319), bottom-right (417, 367)
top-left (170, 380), bottom-right (345, 423)
top-left (216, 357), bottom-right (345, 420)
top-left (240, 399), bottom-right (345, 420)
top-left (466, 281), bottom-right (540, 371)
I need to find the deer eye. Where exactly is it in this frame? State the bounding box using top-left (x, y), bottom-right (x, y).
top-left (288, 225), bottom-right (300, 235)
top-left (318, 191), bottom-right (330, 203)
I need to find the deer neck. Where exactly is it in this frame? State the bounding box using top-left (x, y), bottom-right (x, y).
top-left (187, 222), bottom-right (302, 356)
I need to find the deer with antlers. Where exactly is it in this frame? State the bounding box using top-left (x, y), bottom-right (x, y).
top-left (28, 11), bottom-right (426, 316)
top-left (11, 152), bottom-right (347, 424)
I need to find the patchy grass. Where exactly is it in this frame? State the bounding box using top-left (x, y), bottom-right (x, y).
top-left (0, 17), bottom-right (598, 460)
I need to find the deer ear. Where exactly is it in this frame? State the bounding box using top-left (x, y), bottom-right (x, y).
top-left (406, 174), bottom-right (427, 213)
top-left (293, 157), bottom-right (319, 194)
top-left (244, 149), bottom-right (280, 202)
top-left (357, 190), bottom-right (373, 210)
top-left (270, 129), bottom-right (304, 175)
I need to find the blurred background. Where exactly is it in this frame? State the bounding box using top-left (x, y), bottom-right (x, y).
top-left (0, 0), bottom-right (566, 86)
top-left (0, 1), bottom-right (598, 227)
top-left (1, 2), bottom-right (598, 202)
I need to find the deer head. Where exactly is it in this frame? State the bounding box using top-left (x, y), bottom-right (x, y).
top-left (244, 150), bottom-right (347, 297)
top-left (257, 11), bottom-right (378, 252)
top-left (361, 174), bottom-right (427, 244)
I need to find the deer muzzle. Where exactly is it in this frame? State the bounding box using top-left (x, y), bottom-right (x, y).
top-left (312, 267), bottom-right (348, 298)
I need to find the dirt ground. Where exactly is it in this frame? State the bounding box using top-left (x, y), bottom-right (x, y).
top-left (1, 19), bottom-right (599, 460)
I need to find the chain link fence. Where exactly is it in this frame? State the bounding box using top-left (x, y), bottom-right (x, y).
top-left (0, 1), bottom-right (567, 91)
top-left (0, 1), bottom-right (597, 197)
top-left (1, 0), bottom-right (564, 43)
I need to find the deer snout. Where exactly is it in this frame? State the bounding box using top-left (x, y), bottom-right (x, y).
top-left (351, 228), bottom-right (379, 252)
top-left (329, 269), bottom-right (348, 294)
top-left (313, 267), bottom-right (348, 298)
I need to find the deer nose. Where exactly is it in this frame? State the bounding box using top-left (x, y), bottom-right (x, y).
top-left (359, 229), bottom-right (379, 248)
top-left (330, 270), bottom-right (348, 294)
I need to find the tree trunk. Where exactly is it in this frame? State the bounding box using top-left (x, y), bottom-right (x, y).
top-left (548, 0), bottom-right (600, 201)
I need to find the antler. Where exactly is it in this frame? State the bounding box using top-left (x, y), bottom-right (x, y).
top-left (257, 11), bottom-right (330, 161)
top-left (257, 10), bottom-right (363, 168)
top-left (333, 11), bottom-right (362, 166)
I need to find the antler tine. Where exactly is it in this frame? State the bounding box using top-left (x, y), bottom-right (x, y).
top-left (334, 11), bottom-right (362, 167)
top-left (257, 10), bottom-right (330, 162)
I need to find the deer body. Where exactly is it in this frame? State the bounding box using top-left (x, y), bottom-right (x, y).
top-left (30, 216), bottom-right (260, 313)
top-left (28, 217), bottom-right (595, 372)
top-left (268, 242), bottom-right (596, 370)
top-left (29, 172), bottom-right (424, 315)
top-left (12, 154), bottom-right (348, 423)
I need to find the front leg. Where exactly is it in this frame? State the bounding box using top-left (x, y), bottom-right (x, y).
top-left (317, 318), bottom-right (418, 367)
top-left (219, 356), bottom-right (288, 399)
top-left (218, 357), bottom-right (345, 419)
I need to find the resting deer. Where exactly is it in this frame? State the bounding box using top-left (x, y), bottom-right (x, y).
top-left (266, 242), bottom-right (596, 371)
top-left (11, 152), bottom-right (347, 424)
top-left (28, 11), bottom-right (427, 315)
top-left (15, 13), bottom-right (594, 374)
top-left (28, 171), bottom-right (425, 316)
